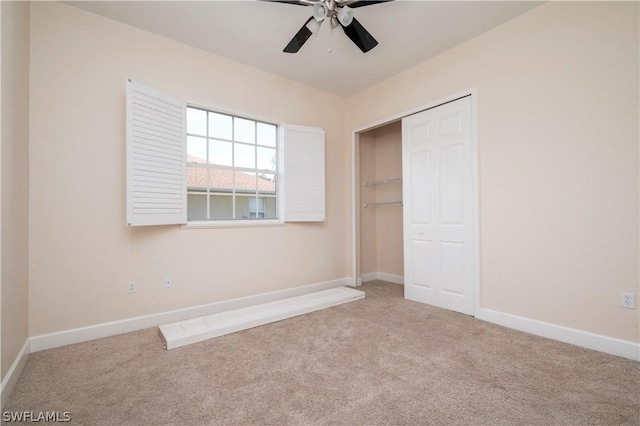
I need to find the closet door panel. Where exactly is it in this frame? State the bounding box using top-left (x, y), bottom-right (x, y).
top-left (402, 96), bottom-right (475, 316)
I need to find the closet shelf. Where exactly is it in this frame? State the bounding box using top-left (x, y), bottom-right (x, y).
top-left (363, 177), bottom-right (402, 187)
top-left (363, 201), bottom-right (403, 208)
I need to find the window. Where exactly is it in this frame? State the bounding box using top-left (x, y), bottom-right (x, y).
top-left (126, 80), bottom-right (325, 227)
top-left (186, 107), bottom-right (278, 221)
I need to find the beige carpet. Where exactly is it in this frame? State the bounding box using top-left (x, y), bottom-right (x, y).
top-left (4, 281), bottom-right (639, 425)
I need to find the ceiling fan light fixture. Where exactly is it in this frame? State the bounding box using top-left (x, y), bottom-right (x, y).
top-left (305, 18), bottom-right (321, 35)
top-left (281, 0), bottom-right (382, 54)
top-left (337, 6), bottom-right (353, 27)
top-left (312, 2), bottom-right (328, 22)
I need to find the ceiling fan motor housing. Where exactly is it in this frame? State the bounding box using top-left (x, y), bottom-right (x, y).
top-left (282, 0), bottom-right (382, 54)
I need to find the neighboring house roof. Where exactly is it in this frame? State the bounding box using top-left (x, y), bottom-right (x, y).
top-left (186, 155), bottom-right (275, 192)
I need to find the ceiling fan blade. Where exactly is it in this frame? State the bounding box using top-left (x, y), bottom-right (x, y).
top-left (263, 0), bottom-right (319, 5)
top-left (337, 0), bottom-right (393, 8)
top-left (283, 17), bottom-right (316, 53)
top-left (340, 17), bottom-right (378, 53)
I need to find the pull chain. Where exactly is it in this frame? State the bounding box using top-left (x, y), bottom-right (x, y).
top-left (328, 26), bottom-right (333, 53)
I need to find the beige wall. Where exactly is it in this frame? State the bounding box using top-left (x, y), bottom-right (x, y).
top-left (28, 2), bottom-right (349, 335)
top-left (373, 122), bottom-right (403, 277)
top-left (346, 2), bottom-right (640, 342)
top-left (359, 130), bottom-right (377, 274)
top-left (1, 1), bottom-right (30, 379)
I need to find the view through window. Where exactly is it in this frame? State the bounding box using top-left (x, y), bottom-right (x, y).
top-left (186, 107), bottom-right (277, 220)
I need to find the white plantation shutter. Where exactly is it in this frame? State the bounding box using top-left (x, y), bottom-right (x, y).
top-left (126, 80), bottom-right (187, 226)
top-left (281, 124), bottom-right (325, 222)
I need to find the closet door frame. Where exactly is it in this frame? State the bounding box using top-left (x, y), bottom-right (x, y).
top-left (350, 89), bottom-right (480, 315)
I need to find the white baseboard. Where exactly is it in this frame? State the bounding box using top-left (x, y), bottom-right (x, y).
top-left (361, 272), bottom-right (404, 285)
top-left (377, 272), bottom-right (404, 285)
top-left (30, 277), bottom-right (352, 353)
top-left (1, 339), bottom-right (30, 409)
top-left (361, 272), bottom-right (377, 283)
top-left (476, 308), bottom-right (640, 361)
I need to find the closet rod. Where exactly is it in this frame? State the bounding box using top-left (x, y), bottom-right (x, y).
top-left (363, 201), bottom-right (403, 208)
top-left (363, 177), bottom-right (402, 186)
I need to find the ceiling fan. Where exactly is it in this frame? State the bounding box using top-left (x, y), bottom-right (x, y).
top-left (271, 0), bottom-right (392, 54)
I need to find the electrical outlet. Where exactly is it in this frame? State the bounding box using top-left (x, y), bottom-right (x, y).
top-left (320, 257), bottom-right (326, 267)
top-left (127, 281), bottom-right (137, 294)
top-left (164, 275), bottom-right (172, 288)
top-left (621, 292), bottom-right (635, 309)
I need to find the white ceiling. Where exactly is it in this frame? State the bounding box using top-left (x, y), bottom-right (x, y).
top-left (68, 1), bottom-right (543, 96)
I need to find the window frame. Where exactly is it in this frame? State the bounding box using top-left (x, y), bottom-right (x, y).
top-left (127, 80), bottom-right (324, 228)
top-left (183, 103), bottom-right (283, 229)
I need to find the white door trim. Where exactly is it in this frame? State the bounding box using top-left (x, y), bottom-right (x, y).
top-left (350, 89), bottom-right (480, 316)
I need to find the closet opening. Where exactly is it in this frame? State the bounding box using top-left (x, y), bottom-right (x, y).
top-left (354, 120), bottom-right (404, 286)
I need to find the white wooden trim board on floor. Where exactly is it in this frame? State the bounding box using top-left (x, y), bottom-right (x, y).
top-left (30, 278), bottom-right (353, 353)
top-left (159, 286), bottom-right (365, 349)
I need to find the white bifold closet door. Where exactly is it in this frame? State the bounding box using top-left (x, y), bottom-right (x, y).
top-left (402, 96), bottom-right (475, 316)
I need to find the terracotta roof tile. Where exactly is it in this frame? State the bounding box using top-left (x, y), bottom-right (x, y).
top-left (186, 155), bottom-right (275, 193)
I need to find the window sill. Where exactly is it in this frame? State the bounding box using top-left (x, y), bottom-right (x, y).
top-left (181, 219), bottom-right (285, 229)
